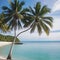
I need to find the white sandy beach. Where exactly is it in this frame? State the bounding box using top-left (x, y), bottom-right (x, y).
top-left (0, 56), bottom-right (6, 60)
top-left (0, 41), bottom-right (12, 47)
top-left (0, 41), bottom-right (12, 60)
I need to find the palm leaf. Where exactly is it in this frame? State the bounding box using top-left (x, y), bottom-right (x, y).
top-left (35, 2), bottom-right (41, 14)
top-left (29, 7), bottom-right (35, 15)
top-left (18, 1), bottom-right (25, 11)
top-left (43, 20), bottom-right (53, 28)
top-left (30, 22), bottom-right (36, 33)
top-left (20, 8), bottom-right (29, 14)
top-left (40, 20), bottom-right (50, 35)
top-left (40, 5), bottom-right (50, 16)
top-left (8, 20), bottom-right (13, 29)
top-left (37, 22), bottom-right (42, 35)
top-left (10, 2), bottom-right (15, 10)
top-left (42, 17), bottom-right (53, 22)
top-left (17, 20), bottom-right (22, 29)
top-left (19, 1), bottom-right (25, 6)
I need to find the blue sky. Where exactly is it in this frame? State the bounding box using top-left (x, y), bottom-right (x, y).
top-left (0, 0), bottom-right (60, 41)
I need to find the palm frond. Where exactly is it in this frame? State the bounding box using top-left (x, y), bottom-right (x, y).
top-left (35, 2), bottom-right (41, 14)
top-left (30, 22), bottom-right (36, 33)
top-left (8, 19), bottom-right (13, 29)
top-left (17, 20), bottom-right (22, 29)
top-left (3, 16), bottom-right (12, 24)
top-left (10, 2), bottom-right (15, 10)
top-left (40, 5), bottom-right (50, 16)
top-left (19, 1), bottom-right (25, 6)
top-left (42, 17), bottom-right (53, 22)
top-left (43, 20), bottom-right (53, 28)
top-left (17, 1), bottom-right (25, 11)
top-left (20, 8), bottom-right (29, 14)
top-left (29, 7), bottom-right (35, 15)
top-left (37, 22), bottom-right (42, 35)
top-left (40, 20), bottom-right (50, 35)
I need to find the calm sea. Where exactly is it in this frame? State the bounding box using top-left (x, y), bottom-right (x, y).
top-left (0, 41), bottom-right (60, 60)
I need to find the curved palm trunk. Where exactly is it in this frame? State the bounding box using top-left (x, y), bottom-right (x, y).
top-left (17, 27), bottom-right (31, 37)
top-left (7, 27), bottom-right (31, 60)
top-left (7, 28), bottom-right (16, 60)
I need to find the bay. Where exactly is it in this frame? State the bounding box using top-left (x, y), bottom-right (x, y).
top-left (0, 42), bottom-right (60, 60)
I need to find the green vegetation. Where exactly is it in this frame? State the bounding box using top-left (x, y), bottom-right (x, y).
top-left (0, 34), bottom-right (20, 42)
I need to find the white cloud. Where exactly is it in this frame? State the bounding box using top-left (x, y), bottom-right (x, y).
top-left (52, 16), bottom-right (60, 30)
top-left (52, 0), bottom-right (60, 12)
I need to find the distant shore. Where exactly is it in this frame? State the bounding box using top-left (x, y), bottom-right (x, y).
top-left (15, 42), bottom-right (23, 45)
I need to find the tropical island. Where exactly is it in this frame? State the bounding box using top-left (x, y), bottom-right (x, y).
top-left (0, 34), bottom-right (23, 45)
top-left (0, 34), bottom-right (20, 42)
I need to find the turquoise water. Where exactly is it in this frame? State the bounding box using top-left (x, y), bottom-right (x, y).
top-left (0, 42), bottom-right (60, 60)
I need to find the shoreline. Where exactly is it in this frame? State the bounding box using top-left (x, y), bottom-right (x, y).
top-left (0, 56), bottom-right (6, 60)
top-left (0, 41), bottom-right (12, 60)
top-left (0, 41), bottom-right (12, 47)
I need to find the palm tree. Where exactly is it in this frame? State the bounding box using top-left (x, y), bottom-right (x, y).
top-left (16, 2), bottom-right (53, 44)
top-left (22, 2), bottom-right (53, 35)
top-left (0, 13), bottom-right (9, 32)
top-left (2, 0), bottom-right (29, 60)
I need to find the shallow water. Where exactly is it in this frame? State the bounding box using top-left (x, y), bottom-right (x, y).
top-left (0, 42), bottom-right (60, 60)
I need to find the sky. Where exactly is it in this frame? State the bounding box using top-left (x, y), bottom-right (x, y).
top-left (0, 0), bottom-right (60, 41)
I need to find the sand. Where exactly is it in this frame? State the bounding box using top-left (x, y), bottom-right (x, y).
top-left (0, 56), bottom-right (6, 60)
top-left (0, 41), bottom-right (12, 47)
top-left (0, 41), bottom-right (12, 60)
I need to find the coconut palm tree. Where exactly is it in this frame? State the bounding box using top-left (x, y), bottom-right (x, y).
top-left (21, 2), bottom-right (53, 35)
top-left (2, 0), bottom-right (29, 60)
top-left (16, 2), bottom-right (53, 44)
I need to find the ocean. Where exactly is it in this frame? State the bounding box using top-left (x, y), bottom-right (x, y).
top-left (0, 41), bottom-right (60, 60)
